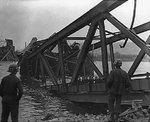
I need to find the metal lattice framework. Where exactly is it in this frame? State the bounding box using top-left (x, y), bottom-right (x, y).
top-left (18, 0), bottom-right (150, 104)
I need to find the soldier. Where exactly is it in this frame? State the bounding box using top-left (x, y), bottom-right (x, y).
top-left (0, 64), bottom-right (23, 122)
top-left (107, 59), bottom-right (131, 122)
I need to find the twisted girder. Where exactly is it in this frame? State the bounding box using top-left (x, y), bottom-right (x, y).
top-left (25, 0), bottom-right (127, 59)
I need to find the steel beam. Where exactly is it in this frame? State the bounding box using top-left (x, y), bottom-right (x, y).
top-left (106, 13), bottom-right (150, 57)
top-left (109, 43), bottom-right (115, 69)
top-left (64, 50), bottom-right (79, 61)
top-left (34, 56), bottom-right (39, 79)
top-left (71, 22), bottom-right (98, 83)
top-left (99, 20), bottom-right (109, 78)
top-left (39, 57), bottom-right (46, 83)
top-left (1, 47), bottom-right (12, 61)
top-left (61, 91), bottom-right (150, 106)
top-left (86, 54), bottom-right (103, 78)
top-left (128, 35), bottom-right (150, 76)
top-left (89, 21), bottom-right (150, 51)
top-left (58, 41), bottom-right (66, 85)
top-left (56, 63), bottom-right (61, 78)
top-left (28, 0), bottom-right (127, 59)
top-left (39, 54), bottom-right (58, 85)
top-left (66, 36), bottom-right (100, 40)
top-left (45, 54), bottom-right (58, 60)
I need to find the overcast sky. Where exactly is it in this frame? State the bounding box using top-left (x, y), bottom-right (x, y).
top-left (0, 0), bottom-right (150, 50)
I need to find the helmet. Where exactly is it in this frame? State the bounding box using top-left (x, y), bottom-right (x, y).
top-left (8, 64), bottom-right (19, 73)
top-left (114, 59), bottom-right (122, 67)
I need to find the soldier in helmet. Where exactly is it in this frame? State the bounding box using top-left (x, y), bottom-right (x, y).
top-left (107, 59), bottom-right (131, 122)
top-left (0, 64), bottom-right (23, 122)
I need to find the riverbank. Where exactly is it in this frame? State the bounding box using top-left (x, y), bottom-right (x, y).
top-left (0, 81), bottom-right (149, 122)
top-left (0, 97), bottom-right (25, 122)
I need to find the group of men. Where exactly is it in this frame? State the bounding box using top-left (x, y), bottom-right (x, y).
top-left (0, 59), bottom-right (131, 122)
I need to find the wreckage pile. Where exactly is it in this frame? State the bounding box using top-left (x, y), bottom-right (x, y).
top-left (40, 101), bottom-right (150, 122)
top-left (119, 102), bottom-right (149, 122)
top-left (24, 83), bottom-right (150, 122)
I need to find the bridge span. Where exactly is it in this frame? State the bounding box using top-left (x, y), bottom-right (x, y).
top-left (18, 0), bottom-right (150, 106)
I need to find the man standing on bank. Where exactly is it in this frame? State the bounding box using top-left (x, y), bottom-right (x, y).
top-left (107, 59), bottom-right (131, 122)
top-left (0, 64), bottom-right (23, 122)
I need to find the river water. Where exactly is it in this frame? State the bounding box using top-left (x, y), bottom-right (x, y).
top-left (94, 61), bottom-right (150, 74)
top-left (0, 61), bottom-right (150, 122)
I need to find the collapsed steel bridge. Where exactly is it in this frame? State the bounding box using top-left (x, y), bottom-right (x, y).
top-left (19, 0), bottom-right (150, 105)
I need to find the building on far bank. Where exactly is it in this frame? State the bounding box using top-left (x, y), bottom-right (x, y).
top-left (0, 39), bottom-right (17, 61)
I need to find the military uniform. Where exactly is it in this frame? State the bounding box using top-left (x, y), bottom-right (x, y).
top-left (0, 64), bottom-right (23, 122)
top-left (107, 60), bottom-right (131, 122)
